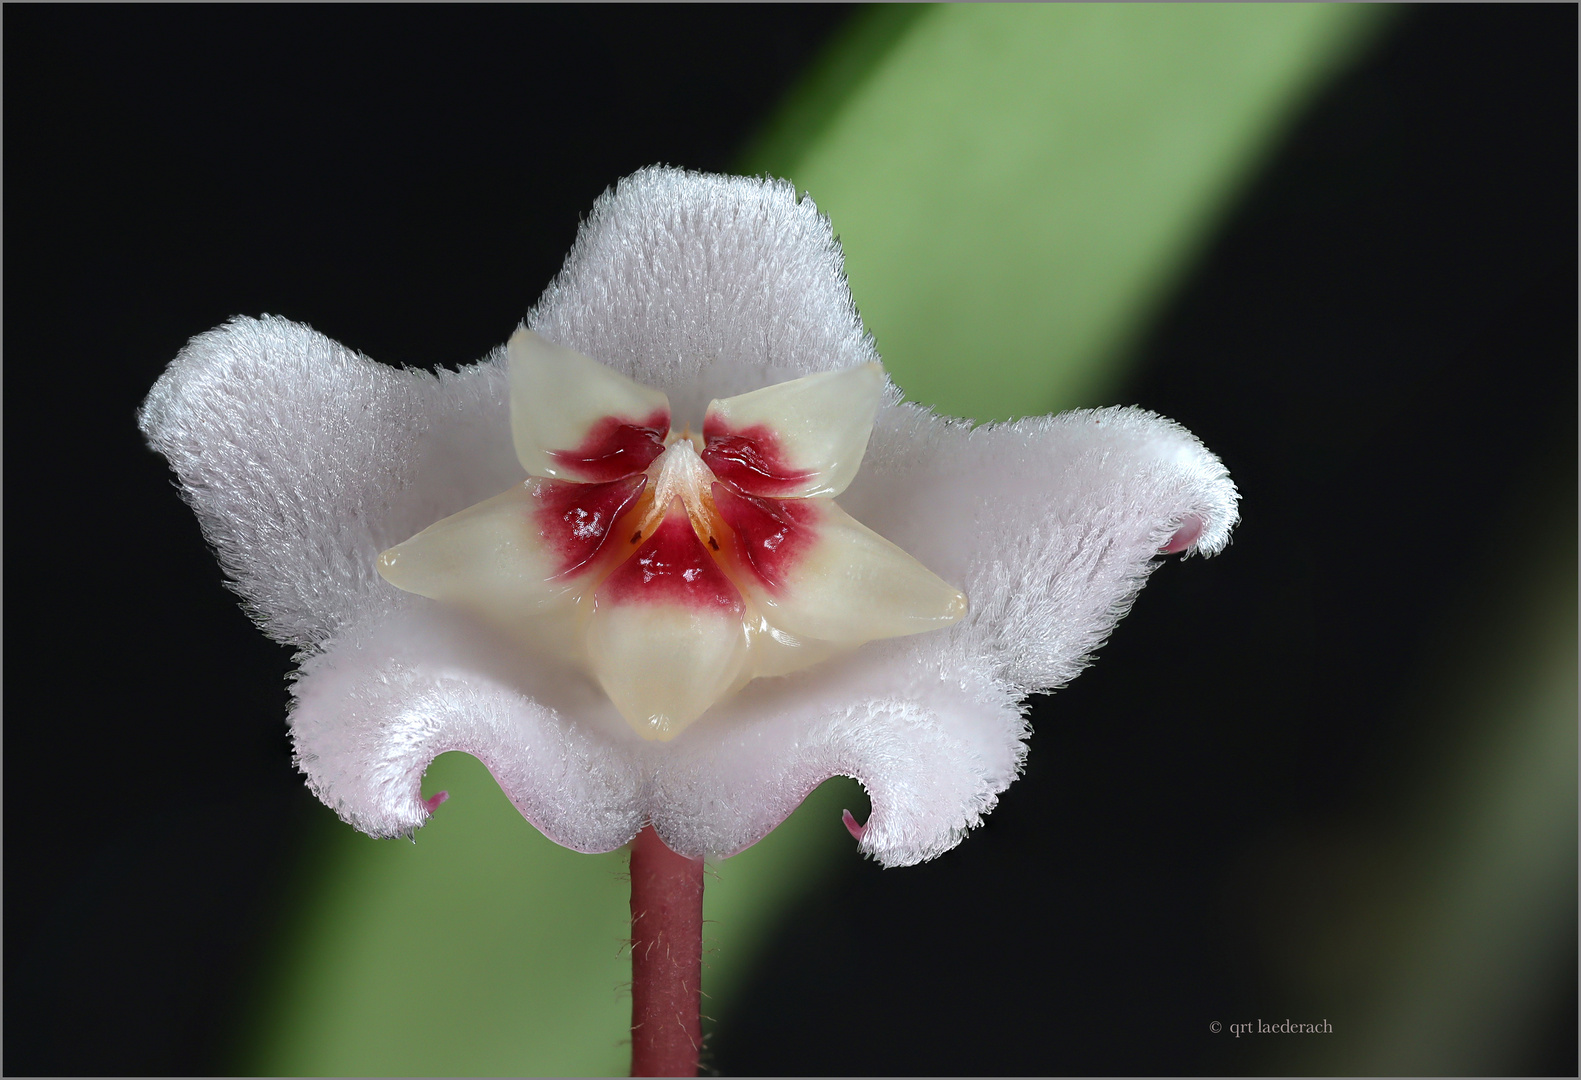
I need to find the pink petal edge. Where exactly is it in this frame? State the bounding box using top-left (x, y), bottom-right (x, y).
top-left (842, 808), bottom-right (867, 842)
top-left (1160, 513), bottom-right (1204, 554)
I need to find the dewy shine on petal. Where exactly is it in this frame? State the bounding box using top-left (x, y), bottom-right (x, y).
top-left (376, 330), bottom-right (967, 741)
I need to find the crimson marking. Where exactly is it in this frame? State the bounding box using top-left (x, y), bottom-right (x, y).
top-left (710, 481), bottom-right (820, 593)
top-left (547, 408), bottom-right (669, 483)
top-left (701, 420), bottom-right (815, 498)
top-left (596, 502), bottom-right (744, 612)
top-left (533, 474), bottom-right (647, 578)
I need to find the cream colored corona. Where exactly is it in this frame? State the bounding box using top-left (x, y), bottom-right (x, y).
top-left (378, 329), bottom-right (966, 740)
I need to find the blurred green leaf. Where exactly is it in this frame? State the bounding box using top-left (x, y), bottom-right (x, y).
top-left (242, 753), bottom-right (631, 1077)
top-left (746, 3), bottom-right (1392, 421)
top-left (240, 757), bottom-right (867, 1076)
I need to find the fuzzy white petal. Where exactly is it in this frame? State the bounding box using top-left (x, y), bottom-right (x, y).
top-left (290, 604), bottom-right (1024, 866)
top-left (138, 315), bottom-right (521, 649)
top-left (146, 169), bottom-right (1239, 868)
top-left (291, 605), bottom-right (644, 848)
top-left (527, 168), bottom-right (880, 421)
top-left (649, 649), bottom-right (1028, 866)
top-left (844, 401), bottom-right (1241, 696)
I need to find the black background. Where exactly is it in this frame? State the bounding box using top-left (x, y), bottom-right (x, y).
top-left (5, 5), bottom-right (1575, 1077)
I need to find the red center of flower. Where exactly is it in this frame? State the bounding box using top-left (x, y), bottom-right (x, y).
top-left (533, 474), bottom-right (649, 578)
top-left (598, 503), bottom-right (744, 612)
top-left (709, 481), bottom-right (819, 594)
top-left (548, 409), bottom-right (670, 483)
top-left (700, 420), bottom-right (813, 498)
top-left (537, 424), bottom-right (823, 610)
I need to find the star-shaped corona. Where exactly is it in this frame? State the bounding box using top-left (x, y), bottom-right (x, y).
top-left (376, 330), bottom-right (967, 741)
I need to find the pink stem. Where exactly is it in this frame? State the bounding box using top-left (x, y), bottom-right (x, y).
top-left (628, 825), bottom-right (704, 1077)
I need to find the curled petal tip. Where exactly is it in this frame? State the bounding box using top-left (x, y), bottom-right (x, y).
top-left (423, 790), bottom-right (450, 813)
top-left (842, 808), bottom-right (867, 842)
top-left (1160, 513), bottom-right (1204, 554)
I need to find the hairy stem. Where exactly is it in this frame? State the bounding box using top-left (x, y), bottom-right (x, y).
top-left (629, 825), bottom-right (704, 1077)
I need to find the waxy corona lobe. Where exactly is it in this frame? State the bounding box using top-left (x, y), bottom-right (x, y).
top-left (377, 330), bottom-right (967, 741)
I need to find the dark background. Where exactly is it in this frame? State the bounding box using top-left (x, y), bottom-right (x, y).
top-left (5, 5), bottom-right (1575, 1076)
top-left (718, 8), bottom-right (1578, 1076)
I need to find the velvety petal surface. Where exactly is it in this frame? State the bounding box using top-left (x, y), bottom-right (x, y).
top-left (290, 603), bottom-right (1025, 866)
top-left (527, 169), bottom-right (882, 421)
top-left (138, 315), bottom-right (522, 649)
top-left (841, 401), bottom-right (1241, 698)
top-left (291, 605), bottom-right (645, 848)
top-left (647, 647), bottom-right (1029, 866)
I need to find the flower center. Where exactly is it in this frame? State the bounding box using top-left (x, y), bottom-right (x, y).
top-left (635, 436), bottom-right (721, 550)
top-left (378, 331), bottom-right (968, 741)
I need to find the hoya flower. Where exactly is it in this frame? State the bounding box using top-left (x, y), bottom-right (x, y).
top-left (139, 167), bottom-right (1237, 868)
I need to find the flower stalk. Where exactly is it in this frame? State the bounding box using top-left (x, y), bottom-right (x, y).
top-left (628, 825), bottom-right (704, 1077)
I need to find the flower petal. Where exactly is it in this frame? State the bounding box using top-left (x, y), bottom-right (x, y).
top-left (290, 604), bottom-right (1025, 867)
top-left (841, 402), bottom-right (1241, 696)
top-left (290, 606), bottom-right (645, 849)
top-left (646, 649), bottom-right (1028, 867)
top-left (527, 169), bottom-right (881, 416)
top-left (587, 502), bottom-right (749, 741)
top-left (712, 483), bottom-right (966, 646)
top-left (701, 363), bottom-right (886, 498)
top-left (376, 475), bottom-right (647, 647)
top-left (138, 315), bottom-right (520, 649)
top-left (508, 329), bottom-right (670, 482)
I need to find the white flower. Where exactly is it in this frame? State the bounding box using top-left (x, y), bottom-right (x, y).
top-left (138, 167), bottom-right (1238, 867)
